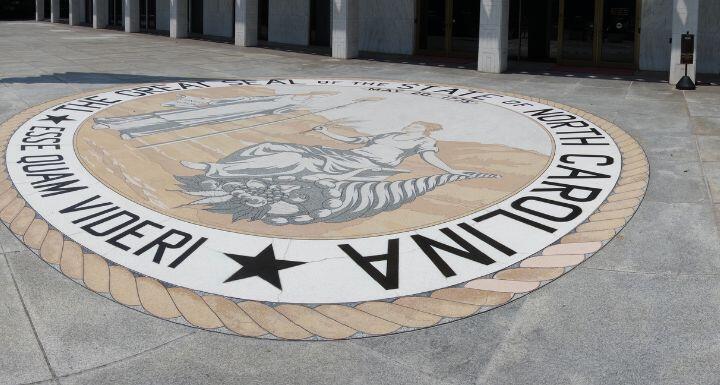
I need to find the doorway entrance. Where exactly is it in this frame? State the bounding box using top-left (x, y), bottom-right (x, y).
top-left (59, 0), bottom-right (69, 22)
top-left (416, 0), bottom-right (479, 57)
top-left (187, 0), bottom-right (234, 42)
top-left (139, 0), bottom-right (157, 33)
top-left (559, 0), bottom-right (639, 66)
top-left (108, 0), bottom-right (123, 29)
top-left (509, 0), bottom-right (639, 68)
top-left (508, 0), bottom-right (559, 62)
top-left (43, 0), bottom-right (51, 20)
top-left (84, 0), bottom-right (93, 25)
top-left (258, 0), bottom-right (268, 41)
top-left (309, 0), bottom-right (331, 46)
top-left (189, 0), bottom-right (203, 35)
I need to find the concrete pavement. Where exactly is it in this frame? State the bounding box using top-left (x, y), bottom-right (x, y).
top-left (1, 21), bottom-right (720, 385)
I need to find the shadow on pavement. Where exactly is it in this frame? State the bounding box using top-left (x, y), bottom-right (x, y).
top-left (0, 72), bottom-right (226, 85)
top-left (1, 69), bottom-right (717, 88)
top-left (256, 41), bottom-right (332, 57)
top-left (360, 52), bottom-right (477, 70)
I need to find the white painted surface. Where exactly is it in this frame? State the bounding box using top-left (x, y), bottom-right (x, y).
top-left (204, 0), bottom-right (234, 38)
top-left (269, 0), bottom-right (309, 45)
top-left (358, 0), bottom-right (415, 55)
top-left (478, 0), bottom-right (509, 73)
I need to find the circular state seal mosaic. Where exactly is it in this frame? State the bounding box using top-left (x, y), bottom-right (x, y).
top-left (1, 79), bottom-right (648, 340)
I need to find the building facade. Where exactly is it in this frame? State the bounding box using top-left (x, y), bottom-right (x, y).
top-left (34, 0), bottom-right (719, 83)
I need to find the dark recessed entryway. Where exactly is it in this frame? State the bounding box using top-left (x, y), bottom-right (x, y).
top-left (258, 0), bottom-right (268, 41)
top-left (59, 0), bottom-right (69, 23)
top-left (188, 0), bottom-right (234, 43)
top-left (43, 0), bottom-right (51, 20)
top-left (416, 0), bottom-right (479, 58)
top-left (83, 0), bottom-right (93, 25)
top-left (108, 0), bottom-right (123, 29)
top-left (309, 0), bottom-right (331, 47)
top-left (510, 0), bottom-right (639, 68)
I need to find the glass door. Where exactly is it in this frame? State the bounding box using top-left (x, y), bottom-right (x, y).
top-left (600, 0), bottom-right (637, 64)
top-left (450, 0), bottom-right (479, 54)
top-left (509, 0), bottom-right (560, 62)
top-left (559, 0), bottom-right (639, 67)
top-left (139, 0), bottom-right (157, 33)
top-left (417, 0), bottom-right (479, 57)
top-left (108, 0), bottom-right (123, 29)
top-left (560, 0), bottom-right (595, 63)
top-left (417, 0), bottom-right (448, 53)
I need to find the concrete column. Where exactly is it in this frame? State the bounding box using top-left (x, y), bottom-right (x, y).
top-left (235, 0), bottom-right (258, 47)
top-left (93, 0), bottom-right (108, 28)
top-left (170, 0), bottom-right (188, 38)
top-left (36, 0), bottom-right (45, 20)
top-left (124, 0), bottom-right (140, 32)
top-left (669, 0), bottom-right (699, 84)
top-left (477, 0), bottom-right (509, 73)
top-left (69, 0), bottom-right (85, 25)
top-left (331, 0), bottom-right (359, 59)
top-left (50, 0), bottom-right (60, 22)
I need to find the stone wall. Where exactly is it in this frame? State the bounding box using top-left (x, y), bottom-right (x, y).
top-left (697, 0), bottom-right (720, 74)
top-left (358, 0), bottom-right (415, 55)
top-left (156, 0), bottom-right (170, 32)
top-left (639, 0), bottom-right (672, 71)
top-left (204, 0), bottom-right (234, 37)
top-left (639, 0), bottom-right (719, 74)
top-left (268, 0), bottom-right (309, 45)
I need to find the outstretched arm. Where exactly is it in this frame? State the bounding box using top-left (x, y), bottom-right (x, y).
top-left (421, 151), bottom-right (474, 176)
top-left (312, 125), bottom-right (369, 144)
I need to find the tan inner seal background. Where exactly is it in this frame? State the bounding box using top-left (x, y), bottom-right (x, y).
top-left (74, 86), bottom-right (552, 239)
top-left (0, 83), bottom-right (648, 340)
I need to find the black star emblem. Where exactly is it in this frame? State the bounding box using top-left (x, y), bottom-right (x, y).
top-left (223, 245), bottom-right (305, 290)
top-left (40, 114), bottom-right (74, 124)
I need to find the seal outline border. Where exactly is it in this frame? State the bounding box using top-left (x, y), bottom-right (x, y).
top-left (10, 79), bottom-right (614, 303)
top-left (0, 80), bottom-right (648, 340)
